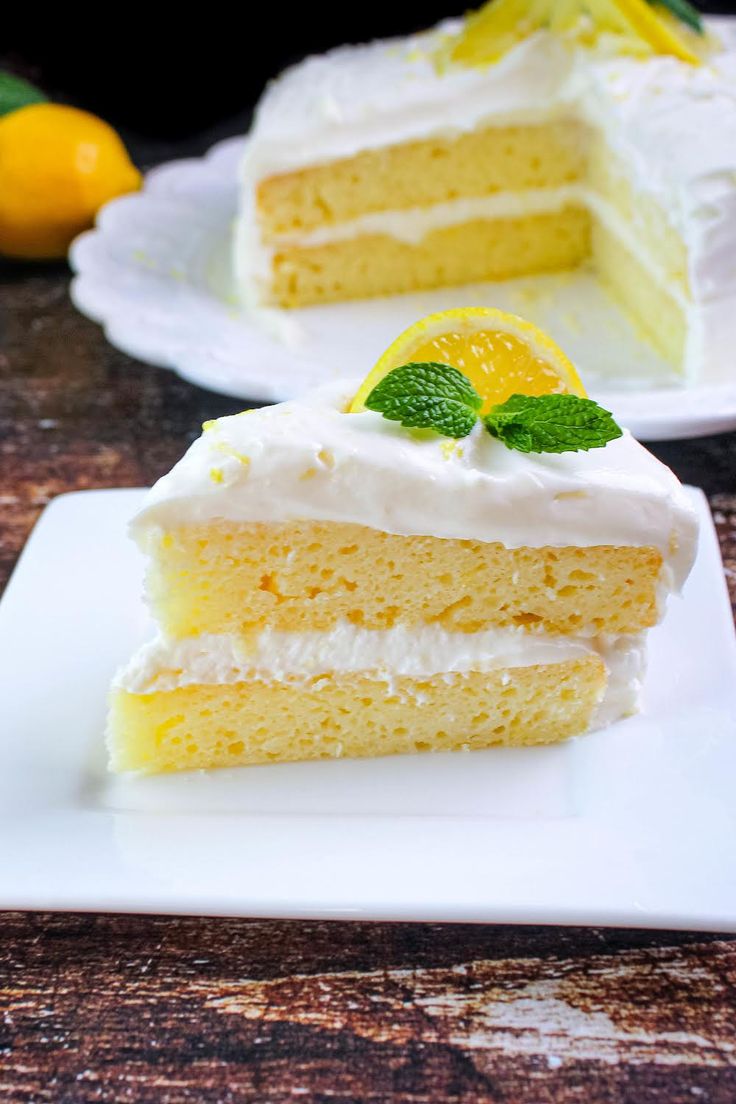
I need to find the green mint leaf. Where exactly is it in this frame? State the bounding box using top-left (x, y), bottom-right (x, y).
top-left (365, 362), bottom-right (482, 438)
top-left (0, 71), bottom-right (47, 118)
top-left (484, 393), bottom-right (623, 454)
top-left (648, 0), bottom-right (703, 34)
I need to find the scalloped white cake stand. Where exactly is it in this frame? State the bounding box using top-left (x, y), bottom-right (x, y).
top-left (70, 137), bottom-right (736, 441)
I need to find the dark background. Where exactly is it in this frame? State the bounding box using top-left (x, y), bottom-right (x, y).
top-left (6, 1), bottom-right (736, 138)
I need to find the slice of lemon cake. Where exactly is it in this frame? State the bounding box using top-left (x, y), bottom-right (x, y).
top-left (235, 0), bottom-right (736, 382)
top-left (108, 310), bottom-right (697, 774)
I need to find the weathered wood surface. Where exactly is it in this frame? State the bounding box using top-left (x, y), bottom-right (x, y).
top-left (1, 915), bottom-right (735, 1103)
top-left (1, 147), bottom-right (736, 1100)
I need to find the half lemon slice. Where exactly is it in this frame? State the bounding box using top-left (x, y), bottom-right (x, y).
top-left (350, 307), bottom-right (586, 416)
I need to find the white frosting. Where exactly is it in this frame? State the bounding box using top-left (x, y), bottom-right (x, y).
top-left (271, 186), bottom-right (585, 248)
top-left (236, 18), bottom-right (736, 384)
top-left (114, 624), bottom-right (644, 731)
top-left (132, 380), bottom-right (698, 591)
top-left (115, 624), bottom-right (598, 689)
top-left (243, 26), bottom-right (572, 175)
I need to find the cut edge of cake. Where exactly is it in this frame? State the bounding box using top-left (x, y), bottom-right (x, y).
top-left (107, 377), bottom-right (698, 775)
top-left (108, 629), bottom-right (644, 773)
top-left (234, 17), bottom-right (736, 384)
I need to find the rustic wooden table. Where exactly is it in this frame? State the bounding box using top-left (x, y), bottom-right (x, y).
top-left (1, 127), bottom-right (736, 1102)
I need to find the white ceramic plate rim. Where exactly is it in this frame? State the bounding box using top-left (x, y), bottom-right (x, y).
top-left (68, 137), bottom-right (736, 443)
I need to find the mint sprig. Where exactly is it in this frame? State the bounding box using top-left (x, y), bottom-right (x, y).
top-left (651, 0), bottom-right (703, 35)
top-left (364, 361), bottom-right (482, 438)
top-left (364, 362), bottom-right (623, 454)
top-left (484, 392), bottom-right (623, 453)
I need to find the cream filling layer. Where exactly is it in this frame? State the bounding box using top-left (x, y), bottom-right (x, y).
top-left (115, 625), bottom-right (644, 733)
top-left (258, 185), bottom-right (691, 315)
top-left (114, 624), bottom-right (645, 729)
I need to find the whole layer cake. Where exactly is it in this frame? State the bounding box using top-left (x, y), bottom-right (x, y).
top-left (108, 316), bottom-right (698, 773)
top-left (235, 2), bottom-right (736, 383)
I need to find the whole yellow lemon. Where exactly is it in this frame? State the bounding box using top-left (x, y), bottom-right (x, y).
top-left (0, 103), bottom-right (141, 259)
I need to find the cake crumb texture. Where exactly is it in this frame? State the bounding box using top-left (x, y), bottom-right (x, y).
top-left (269, 208), bottom-right (591, 307)
top-left (109, 656), bottom-right (606, 773)
top-left (142, 519), bottom-right (664, 638)
top-left (591, 220), bottom-right (687, 365)
top-left (257, 121), bottom-right (588, 236)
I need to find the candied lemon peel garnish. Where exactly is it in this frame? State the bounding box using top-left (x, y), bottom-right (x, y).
top-left (442, 0), bottom-right (708, 69)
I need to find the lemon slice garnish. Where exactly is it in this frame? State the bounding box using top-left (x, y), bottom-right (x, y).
top-left (350, 307), bottom-right (586, 416)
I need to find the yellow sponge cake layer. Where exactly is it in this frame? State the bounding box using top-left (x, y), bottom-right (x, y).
top-left (109, 655), bottom-right (606, 773)
top-left (586, 138), bottom-right (690, 295)
top-left (269, 208), bottom-right (591, 308)
top-left (142, 520), bottom-right (663, 638)
top-left (591, 221), bottom-right (688, 367)
top-left (257, 120), bottom-right (588, 237)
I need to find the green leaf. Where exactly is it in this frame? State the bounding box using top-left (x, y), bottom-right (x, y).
top-left (362, 364), bottom-right (624, 453)
top-left (364, 362), bottom-right (482, 438)
top-left (484, 393), bottom-right (623, 454)
top-left (650, 0), bottom-right (703, 34)
top-left (0, 71), bottom-right (47, 117)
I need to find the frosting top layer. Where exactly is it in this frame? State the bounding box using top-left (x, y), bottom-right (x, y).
top-left (245, 18), bottom-right (736, 241)
top-left (246, 25), bottom-right (573, 174)
top-left (132, 381), bottom-right (698, 589)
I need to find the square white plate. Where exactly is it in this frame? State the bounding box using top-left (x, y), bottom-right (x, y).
top-left (1, 488), bottom-right (735, 929)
